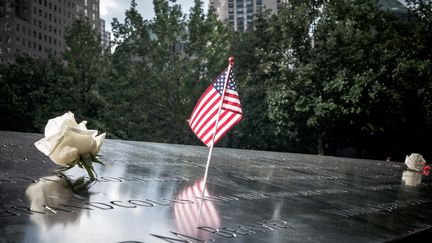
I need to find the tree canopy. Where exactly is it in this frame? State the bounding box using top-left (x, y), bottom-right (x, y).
top-left (1, 0), bottom-right (431, 161)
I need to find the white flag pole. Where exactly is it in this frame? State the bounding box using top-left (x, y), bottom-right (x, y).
top-left (200, 57), bottom-right (235, 202)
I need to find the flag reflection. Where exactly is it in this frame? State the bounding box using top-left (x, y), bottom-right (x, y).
top-left (173, 179), bottom-right (221, 239)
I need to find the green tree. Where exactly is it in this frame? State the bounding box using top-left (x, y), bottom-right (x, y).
top-left (63, 18), bottom-right (107, 125)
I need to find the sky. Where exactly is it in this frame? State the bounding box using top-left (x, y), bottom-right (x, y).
top-left (100, 0), bottom-right (209, 31)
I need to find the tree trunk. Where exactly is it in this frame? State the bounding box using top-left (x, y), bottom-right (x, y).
top-left (317, 127), bottom-right (324, 155)
top-left (317, 135), bottom-right (324, 155)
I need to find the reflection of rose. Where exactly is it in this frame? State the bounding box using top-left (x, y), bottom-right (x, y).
top-left (401, 170), bottom-right (422, 187)
top-left (34, 112), bottom-right (105, 166)
top-left (404, 153), bottom-right (426, 172)
top-left (25, 176), bottom-right (90, 230)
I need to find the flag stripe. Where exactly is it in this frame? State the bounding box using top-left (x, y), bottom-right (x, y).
top-left (223, 104), bottom-right (242, 113)
top-left (190, 91), bottom-right (218, 128)
top-left (197, 115), bottom-right (217, 138)
top-left (188, 86), bottom-right (214, 123)
top-left (202, 110), bottom-right (230, 144)
top-left (190, 89), bottom-right (219, 128)
top-left (225, 89), bottom-right (239, 96)
top-left (214, 114), bottom-right (242, 143)
top-left (224, 95), bottom-right (240, 103)
top-left (223, 100), bottom-right (241, 108)
top-left (193, 100), bottom-right (220, 134)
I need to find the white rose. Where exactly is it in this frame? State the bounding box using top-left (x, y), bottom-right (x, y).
top-left (404, 153), bottom-right (426, 172)
top-left (34, 112), bottom-right (106, 166)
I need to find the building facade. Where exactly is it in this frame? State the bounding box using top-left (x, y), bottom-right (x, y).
top-left (210, 0), bottom-right (280, 31)
top-left (0, 0), bottom-right (100, 64)
top-left (100, 18), bottom-right (110, 52)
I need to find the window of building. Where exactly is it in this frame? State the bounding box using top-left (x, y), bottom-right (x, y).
top-left (247, 5), bottom-right (253, 13)
top-left (14, 7), bottom-right (21, 17)
top-left (16, 23), bottom-right (20, 31)
top-left (23, 7), bottom-right (28, 16)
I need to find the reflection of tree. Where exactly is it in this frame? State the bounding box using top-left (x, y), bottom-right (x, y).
top-left (25, 175), bottom-right (92, 230)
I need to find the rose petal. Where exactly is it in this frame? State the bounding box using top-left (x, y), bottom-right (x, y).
top-left (34, 132), bottom-right (65, 156)
top-left (44, 112), bottom-right (78, 138)
top-left (78, 121), bottom-right (88, 130)
top-left (62, 128), bottom-right (96, 155)
top-left (49, 145), bottom-right (79, 165)
top-left (91, 133), bottom-right (106, 156)
top-left (405, 153), bottom-right (426, 172)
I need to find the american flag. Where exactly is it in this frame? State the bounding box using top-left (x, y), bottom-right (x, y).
top-left (188, 68), bottom-right (242, 147)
